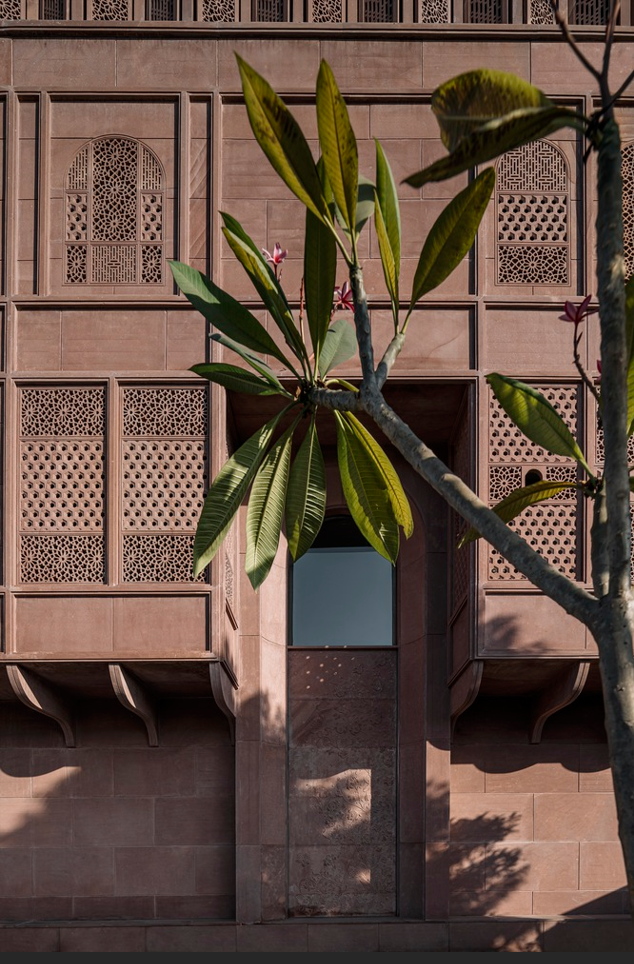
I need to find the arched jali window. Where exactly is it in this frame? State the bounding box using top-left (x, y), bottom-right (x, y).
top-left (622, 142), bottom-right (634, 281)
top-left (65, 136), bottom-right (164, 286)
top-left (496, 139), bottom-right (570, 286)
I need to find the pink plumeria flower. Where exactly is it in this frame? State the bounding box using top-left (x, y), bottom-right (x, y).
top-left (559, 294), bottom-right (599, 329)
top-left (262, 242), bottom-right (288, 279)
top-left (333, 280), bottom-right (354, 312)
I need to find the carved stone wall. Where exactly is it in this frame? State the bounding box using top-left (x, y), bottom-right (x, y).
top-left (288, 650), bottom-right (397, 916)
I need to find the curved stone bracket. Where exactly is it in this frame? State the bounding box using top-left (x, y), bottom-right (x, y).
top-left (6, 664), bottom-right (76, 747)
top-left (530, 660), bottom-right (591, 744)
top-left (450, 660), bottom-right (484, 740)
top-left (109, 663), bottom-right (159, 747)
top-left (209, 661), bottom-right (237, 745)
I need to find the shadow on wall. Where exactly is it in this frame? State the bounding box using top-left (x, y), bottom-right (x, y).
top-left (0, 692), bottom-right (236, 922)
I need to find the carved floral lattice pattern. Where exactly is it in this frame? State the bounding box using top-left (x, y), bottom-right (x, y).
top-left (121, 388), bottom-right (208, 582)
top-left (496, 141), bottom-right (570, 285)
top-left (622, 144), bottom-right (634, 281)
top-left (419, 0), bottom-right (449, 21)
top-left (528, 0), bottom-right (555, 22)
top-left (0, 0), bottom-right (22, 15)
top-left (65, 137), bottom-right (164, 285)
top-left (91, 0), bottom-right (130, 18)
top-left (488, 384), bottom-right (580, 581)
top-left (200, 0), bottom-right (235, 18)
top-left (310, 0), bottom-right (342, 20)
top-left (596, 422), bottom-right (634, 465)
top-left (19, 388), bottom-right (105, 583)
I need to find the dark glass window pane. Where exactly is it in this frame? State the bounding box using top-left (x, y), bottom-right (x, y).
top-left (291, 516), bottom-right (394, 646)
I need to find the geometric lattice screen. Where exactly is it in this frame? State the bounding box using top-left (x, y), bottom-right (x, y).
top-left (65, 136), bottom-right (164, 285)
top-left (19, 385), bottom-right (208, 583)
top-left (527, 0), bottom-right (555, 22)
top-left (362, 0), bottom-right (395, 19)
top-left (19, 387), bottom-right (106, 583)
top-left (569, 0), bottom-right (610, 24)
top-left (121, 387), bottom-right (208, 583)
top-left (0, 0), bottom-right (22, 14)
top-left (309, 0), bottom-right (342, 18)
top-left (254, 0), bottom-right (285, 18)
top-left (496, 139), bottom-right (570, 286)
top-left (466, 0), bottom-right (506, 22)
top-left (487, 383), bottom-right (580, 581)
top-left (623, 142), bottom-right (634, 282)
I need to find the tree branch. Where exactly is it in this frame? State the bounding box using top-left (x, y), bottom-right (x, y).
top-left (376, 333), bottom-right (406, 389)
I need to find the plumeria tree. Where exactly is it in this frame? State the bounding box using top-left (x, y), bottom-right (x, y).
top-left (169, 4), bottom-right (634, 914)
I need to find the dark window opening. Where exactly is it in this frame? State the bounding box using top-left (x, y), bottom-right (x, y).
top-left (290, 515), bottom-right (395, 647)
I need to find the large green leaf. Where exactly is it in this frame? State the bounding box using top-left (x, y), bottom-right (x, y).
top-left (625, 276), bottom-right (634, 433)
top-left (487, 373), bottom-right (592, 474)
top-left (304, 205), bottom-right (337, 366)
top-left (191, 363), bottom-right (291, 397)
top-left (408, 167), bottom-right (495, 309)
top-left (221, 216), bottom-right (308, 366)
top-left (192, 407), bottom-right (292, 577)
top-left (431, 70), bottom-right (554, 151)
top-left (335, 411), bottom-right (399, 563)
top-left (208, 332), bottom-right (287, 390)
top-left (245, 423), bottom-right (296, 590)
top-left (343, 413), bottom-right (414, 538)
top-left (316, 59), bottom-right (358, 237)
top-left (236, 55), bottom-right (331, 224)
top-left (169, 260), bottom-right (292, 368)
top-left (318, 316), bottom-right (358, 376)
top-left (375, 141), bottom-right (400, 324)
top-left (458, 479), bottom-right (581, 547)
top-left (404, 107), bottom-right (584, 187)
top-left (285, 414), bottom-right (327, 561)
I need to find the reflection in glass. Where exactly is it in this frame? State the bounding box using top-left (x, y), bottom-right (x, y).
top-left (291, 516), bottom-right (394, 646)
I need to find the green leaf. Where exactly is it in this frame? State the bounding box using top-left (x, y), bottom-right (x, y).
top-left (316, 59), bottom-right (358, 236)
top-left (208, 332), bottom-right (287, 390)
top-left (221, 216), bottom-right (308, 366)
top-left (190, 363), bottom-right (290, 397)
top-left (432, 69), bottom-right (555, 152)
top-left (305, 205), bottom-right (337, 366)
top-left (236, 55), bottom-right (331, 224)
top-left (458, 479), bottom-right (580, 547)
top-left (335, 411), bottom-right (399, 563)
top-left (342, 412), bottom-right (414, 538)
top-left (487, 373), bottom-right (592, 474)
top-left (285, 414), bottom-right (327, 561)
top-left (245, 422), bottom-right (297, 590)
top-left (169, 260), bottom-right (292, 369)
top-left (404, 107), bottom-right (584, 187)
top-left (193, 407), bottom-right (292, 577)
top-left (318, 316), bottom-right (358, 376)
top-left (374, 142), bottom-right (401, 324)
top-left (625, 276), bottom-right (634, 433)
top-left (408, 167), bottom-right (495, 308)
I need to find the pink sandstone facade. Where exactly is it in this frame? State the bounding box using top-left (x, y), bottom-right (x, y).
top-left (0, 2), bottom-right (633, 953)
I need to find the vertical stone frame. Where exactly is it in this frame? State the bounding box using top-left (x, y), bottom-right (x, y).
top-left (0, 94), bottom-right (5, 297)
top-left (64, 136), bottom-right (165, 288)
top-left (495, 139), bottom-right (571, 288)
top-left (448, 385), bottom-right (475, 679)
